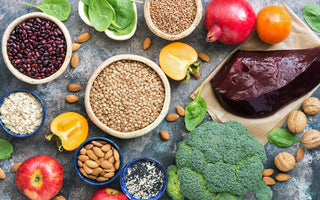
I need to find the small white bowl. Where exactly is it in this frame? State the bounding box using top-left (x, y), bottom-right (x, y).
top-left (2, 12), bottom-right (72, 84)
top-left (84, 54), bottom-right (171, 139)
top-left (78, 1), bottom-right (137, 41)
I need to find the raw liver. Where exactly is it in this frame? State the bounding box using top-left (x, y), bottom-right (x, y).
top-left (211, 46), bottom-right (320, 118)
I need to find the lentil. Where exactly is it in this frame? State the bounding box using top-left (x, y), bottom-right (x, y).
top-left (125, 160), bottom-right (164, 199)
top-left (0, 92), bottom-right (43, 135)
top-left (150, 0), bottom-right (197, 35)
top-left (7, 17), bottom-right (67, 79)
top-left (90, 60), bottom-right (165, 132)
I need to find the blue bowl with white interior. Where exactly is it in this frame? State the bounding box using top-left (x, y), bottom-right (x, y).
top-left (0, 88), bottom-right (46, 138)
top-left (74, 136), bottom-right (123, 186)
top-left (120, 157), bottom-right (167, 200)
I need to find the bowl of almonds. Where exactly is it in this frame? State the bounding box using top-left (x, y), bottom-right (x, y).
top-left (84, 54), bottom-right (171, 139)
top-left (74, 137), bottom-right (123, 185)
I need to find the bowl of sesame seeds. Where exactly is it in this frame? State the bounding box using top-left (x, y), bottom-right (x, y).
top-left (0, 88), bottom-right (45, 138)
top-left (144, 0), bottom-right (203, 41)
top-left (84, 54), bottom-right (171, 139)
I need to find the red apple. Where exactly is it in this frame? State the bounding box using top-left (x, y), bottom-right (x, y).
top-left (16, 155), bottom-right (63, 200)
top-left (91, 188), bottom-right (129, 200)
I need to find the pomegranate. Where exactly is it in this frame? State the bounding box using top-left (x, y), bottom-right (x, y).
top-left (205, 0), bottom-right (256, 45)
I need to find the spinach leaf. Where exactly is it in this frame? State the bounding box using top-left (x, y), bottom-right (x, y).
top-left (81, 0), bottom-right (91, 6)
top-left (185, 82), bottom-right (207, 131)
top-left (110, 13), bottom-right (136, 36)
top-left (0, 139), bottom-right (13, 160)
top-left (254, 180), bottom-right (273, 200)
top-left (89, 0), bottom-right (115, 32)
top-left (83, 4), bottom-right (90, 20)
top-left (267, 128), bottom-right (300, 148)
top-left (108, 0), bottom-right (135, 30)
top-left (303, 4), bottom-right (320, 32)
top-left (23, 0), bottom-right (71, 21)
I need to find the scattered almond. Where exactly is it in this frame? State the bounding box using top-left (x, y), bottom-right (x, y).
top-left (53, 195), bottom-right (66, 200)
top-left (11, 162), bottom-right (22, 172)
top-left (66, 95), bottom-right (79, 103)
top-left (193, 71), bottom-right (200, 79)
top-left (262, 176), bottom-right (276, 186)
top-left (296, 147), bottom-right (305, 162)
top-left (143, 37), bottom-right (152, 50)
top-left (262, 169), bottom-right (274, 177)
top-left (176, 106), bottom-right (185, 116)
top-left (166, 113), bottom-right (179, 122)
top-left (160, 130), bottom-right (170, 140)
top-left (198, 52), bottom-right (210, 62)
top-left (275, 173), bottom-right (291, 181)
top-left (72, 43), bottom-right (81, 52)
top-left (68, 83), bottom-right (82, 92)
top-left (76, 32), bottom-right (91, 43)
top-left (71, 53), bottom-right (79, 68)
top-left (0, 168), bottom-right (5, 179)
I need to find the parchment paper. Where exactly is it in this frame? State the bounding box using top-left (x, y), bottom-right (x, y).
top-left (192, 2), bottom-right (320, 144)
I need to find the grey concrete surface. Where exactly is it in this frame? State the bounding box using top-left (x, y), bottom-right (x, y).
top-left (0, 0), bottom-right (319, 199)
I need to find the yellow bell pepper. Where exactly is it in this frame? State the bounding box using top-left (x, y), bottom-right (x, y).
top-left (45, 112), bottom-right (89, 151)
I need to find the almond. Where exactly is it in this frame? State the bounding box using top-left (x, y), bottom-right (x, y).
top-left (113, 149), bottom-right (120, 161)
top-left (262, 177), bottom-right (276, 186)
top-left (296, 147), bottom-right (305, 162)
top-left (198, 52), bottom-right (210, 62)
top-left (262, 169), bottom-right (274, 177)
top-left (176, 106), bottom-right (185, 116)
top-left (275, 173), bottom-right (291, 181)
top-left (93, 147), bottom-right (105, 158)
top-left (71, 53), bottom-right (79, 68)
top-left (87, 150), bottom-right (99, 161)
top-left (104, 149), bottom-right (113, 159)
top-left (79, 167), bottom-right (88, 177)
top-left (193, 71), bottom-right (200, 79)
top-left (76, 32), bottom-right (91, 43)
top-left (143, 37), bottom-right (152, 50)
top-left (11, 162), bottom-right (22, 172)
top-left (83, 163), bottom-right (93, 174)
top-left (0, 168), bottom-right (6, 179)
top-left (101, 144), bottom-right (111, 152)
top-left (92, 141), bottom-right (104, 147)
top-left (72, 43), bottom-right (81, 52)
top-left (104, 172), bottom-right (115, 178)
top-left (85, 160), bottom-right (99, 169)
top-left (160, 130), bottom-right (170, 140)
top-left (78, 155), bottom-right (89, 162)
top-left (77, 161), bottom-right (83, 168)
top-left (96, 177), bottom-right (108, 182)
top-left (66, 95), bottom-right (79, 103)
top-left (68, 83), bottom-right (82, 92)
top-left (108, 156), bottom-right (115, 164)
top-left (166, 113), bottom-right (179, 122)
top-left (80, 148), bottom-right (87, 155)
top-left (91, 167), bottom-right (103, 176)
top-left (85, 144), bottom-right (93, 150)
top-left (53, 195), bottom-right (67, 200)
top-left (115, 160), bottom-right (120, 170)
top-left (101, 160), bottom-right (113, 169)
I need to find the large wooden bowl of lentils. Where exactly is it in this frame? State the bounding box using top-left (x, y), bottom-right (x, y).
top-left (84, 54), bottom-right (171, 139)
top-left (2, 12), bottom-right (72, 84)
top-left (144, 0), bottom-right (203, 41)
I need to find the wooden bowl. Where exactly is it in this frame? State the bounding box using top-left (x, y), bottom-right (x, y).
top-left (2, 12), bottom-right (72, 84)
top-left (85, 54), bottom-right (171, 139)
top-left (144, 0), bottom-right (203, 41)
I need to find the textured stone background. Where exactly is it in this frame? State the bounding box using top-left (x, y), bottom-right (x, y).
top-left (0, 0), bottom-right (319, 199)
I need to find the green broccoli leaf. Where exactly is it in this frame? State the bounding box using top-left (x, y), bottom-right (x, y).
top-left (254, 179), bottom-right (273, 200)
top-left (166, 165), bottom-right (185, 200)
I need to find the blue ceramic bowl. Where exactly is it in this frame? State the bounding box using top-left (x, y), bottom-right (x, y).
top-left (120, 157), bottom-right (167, 200)
top-left (0, 88), bottom-right (46, 138)
top-left (74, 136), bottom-right (123, 186)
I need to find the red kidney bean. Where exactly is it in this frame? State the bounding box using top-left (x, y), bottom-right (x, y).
top-left (7, 17), bottom-right (67, 79)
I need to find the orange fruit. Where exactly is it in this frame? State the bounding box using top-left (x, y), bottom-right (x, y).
top-left (159, 42), bottom-right (198, 81)
top-left (256, 5), bottom-right (292, 44)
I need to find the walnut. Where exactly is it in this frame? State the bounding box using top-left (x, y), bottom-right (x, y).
top-left (302, 97), bottom-right (320, 115)
top-left (302, 129), bottom-right (320, 149)
top-left (287, 110), bottom-right (307, 133)
top-left (274, 152), bottom-right (295, 172)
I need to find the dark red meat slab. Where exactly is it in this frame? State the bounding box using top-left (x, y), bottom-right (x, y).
top-left (211, 46), bottom-right (320, 118)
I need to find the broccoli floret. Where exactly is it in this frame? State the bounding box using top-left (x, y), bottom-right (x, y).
top-left (166, 121), bottom-right (270, 200)
top-left (166, 165), bottom-right (184, 200)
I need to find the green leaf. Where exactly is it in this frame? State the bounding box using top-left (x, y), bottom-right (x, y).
top-left (81, 0), bottom-right (90, 6)
top-left (23, 0), bottom-right (71, 21)
top-left (0, 139), bottom-right (13, 160)
top-left (110, 12), bottom-right (136, 36)
top-left (83, 4), bottom-right (90, 20)
top-left (108, 0), bottom-right (135, 30)
top-left (267, 128), bottom-right (300, 148)
top-left (185, 82), bottom-right (207, 131)
top-left (303, 4), bottom-right (320, 32)
top-left (254, 180), bottom-right (273, 200)
top-left (89, 0), bottom-right (115, 32)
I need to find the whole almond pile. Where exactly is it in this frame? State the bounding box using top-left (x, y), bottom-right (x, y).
top-left (77, 140), bottom-right (121, 182)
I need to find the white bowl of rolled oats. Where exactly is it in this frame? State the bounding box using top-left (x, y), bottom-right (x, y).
top-left (84, 54), bottom-right (171, 139)
top-left (0, 89), bottom-right (45, 137)
top-left (144, 0), bottom-right (203, 41)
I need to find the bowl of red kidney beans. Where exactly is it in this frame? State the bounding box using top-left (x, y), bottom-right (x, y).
top-left (2, 12), bottom-right (72, 84)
